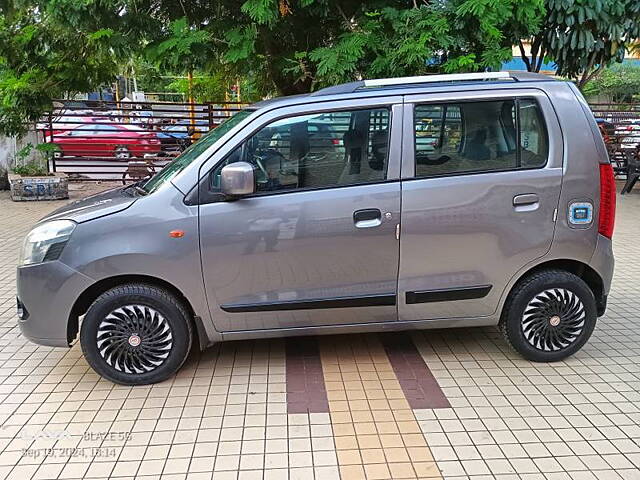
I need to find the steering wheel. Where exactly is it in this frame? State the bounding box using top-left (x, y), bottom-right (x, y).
top-left (252, 149), bottom-right (292, 185)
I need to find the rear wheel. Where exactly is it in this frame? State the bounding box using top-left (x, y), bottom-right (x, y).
top-left (80, 284), bottom-right (192, 385)
top-left (500, 270), bottom-right (597, 362)
top-left (114, 145), bottom-right (131, 159)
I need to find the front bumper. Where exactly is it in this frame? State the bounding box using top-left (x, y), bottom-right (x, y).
top-left (17, 261), bottom-right (94, 347)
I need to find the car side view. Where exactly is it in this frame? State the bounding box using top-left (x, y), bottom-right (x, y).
top-left (17, 72), bottom-right (615, 385)
top-left (51, 123), bottom-right (161, 159)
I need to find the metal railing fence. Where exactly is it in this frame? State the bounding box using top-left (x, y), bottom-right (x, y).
top-left (40, 99), bottom-right (246, 182)
top-left (589, 103), bottom-right (640, 175)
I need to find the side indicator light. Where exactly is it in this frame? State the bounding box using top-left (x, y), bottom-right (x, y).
top-left (169, 230), bottom-right (185, 238)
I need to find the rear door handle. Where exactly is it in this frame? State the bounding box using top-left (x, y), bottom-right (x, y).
top-left (354, 208), bottom-right (382, 228)
top-left (513, 193), bottom-right (539, 206)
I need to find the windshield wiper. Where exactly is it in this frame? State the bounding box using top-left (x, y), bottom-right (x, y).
top-left (123, 179), bottom-right (149, 196)
top-left (133, 185), bottom-right (148, 196)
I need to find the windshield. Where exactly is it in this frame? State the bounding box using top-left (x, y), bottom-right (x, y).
top-left (143, 109), bottom-right (254, 193)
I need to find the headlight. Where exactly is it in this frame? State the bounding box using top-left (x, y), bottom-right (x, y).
top-left (19, 220), bottom-right (76, 266)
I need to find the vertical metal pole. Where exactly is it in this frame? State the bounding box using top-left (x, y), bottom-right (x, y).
top-left (188, 71), bottom-right (196, 132)
top-left (49, 111), bottom-right (56, 173)
top-left (515, 99), bottom-right (521, 168)
top-left (224, 84), bottom-right (230, 117)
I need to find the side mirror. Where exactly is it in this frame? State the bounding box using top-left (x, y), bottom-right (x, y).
top-left (220, 162), bottom-right (256, 197)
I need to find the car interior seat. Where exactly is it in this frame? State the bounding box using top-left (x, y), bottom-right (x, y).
top-left (464, 128), bottom-right (491, 161)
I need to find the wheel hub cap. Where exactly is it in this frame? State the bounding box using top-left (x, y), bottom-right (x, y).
top-left (96, 305), bottom-right (173, 374)
top-left (521, 288), bottom-right (585, 352)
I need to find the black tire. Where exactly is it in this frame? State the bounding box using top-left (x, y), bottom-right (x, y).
top-left (114, 145), bottom-right (131, 160)
top-left (499, 269), bottom-right (597, 362)
top-left (80, 284), bottom-right (193, 385)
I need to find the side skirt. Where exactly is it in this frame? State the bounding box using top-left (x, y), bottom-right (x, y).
top-left (219, 315), bottom-right (499, 342)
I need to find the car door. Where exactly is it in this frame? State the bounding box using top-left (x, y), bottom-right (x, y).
top-left (398, 90), bottom-right (563, 321)
top-left (60, 124), bottom-right (98, 156)
top-left (199, 99), bottom-right (403, 332)
top-left (93, 124), bottom-right (120, 156)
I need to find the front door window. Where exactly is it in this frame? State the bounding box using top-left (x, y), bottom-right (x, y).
top-left (211, 108), bottom-right (390, 193)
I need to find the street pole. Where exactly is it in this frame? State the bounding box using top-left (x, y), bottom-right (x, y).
top-left (188, 70), bottom-right (196, 132)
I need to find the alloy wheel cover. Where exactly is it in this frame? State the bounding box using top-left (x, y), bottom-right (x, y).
top-left (521, 288), bottom-right (586, 352)
top-left (97, 305), bottom-right (173, 374)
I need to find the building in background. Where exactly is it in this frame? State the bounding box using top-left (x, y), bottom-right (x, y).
top-left (503, 41), bottom-right (640, 73)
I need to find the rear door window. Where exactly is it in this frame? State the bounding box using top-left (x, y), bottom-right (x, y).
top-left (414, 99), bottom-right (549, 177)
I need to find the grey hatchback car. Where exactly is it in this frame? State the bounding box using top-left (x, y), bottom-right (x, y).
top-left (17, 72), bottom-right (615, 385)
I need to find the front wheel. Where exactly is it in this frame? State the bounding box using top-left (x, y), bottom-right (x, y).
top-left (500, 270), bottom-right (597, 362)
top-left (80, 284), bottom-right (193, 385)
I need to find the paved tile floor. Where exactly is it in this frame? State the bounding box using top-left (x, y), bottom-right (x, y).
top-left (0, 183), bottom-right (639, 480)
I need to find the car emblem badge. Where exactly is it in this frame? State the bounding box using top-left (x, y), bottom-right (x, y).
top-left (549, 315), bottom-right (561, 327)
top-left (128, 334), bottom-right (141, 347)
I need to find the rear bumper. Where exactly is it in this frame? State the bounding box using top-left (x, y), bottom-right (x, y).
top-left (590, 234), bottom-right (614, 316)
top-left (16, 261), bottom-right (94, 347)
top-left (597, 295), bottom-right (608, 317)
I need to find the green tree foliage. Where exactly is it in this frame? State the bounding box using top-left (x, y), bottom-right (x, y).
top-left (520, 0), bottom-right (640, 87)
top-left (212, 0), bottom-right (544, 92)
top-left (0, 0), bottom-right (136, 136)
top-left (0, 0), bottom-right (547, 136)
top-left (304, 0), bottom-right (543, 87)
top-left (582, 64), bottom-right (640, 102)
top-left (5, 0), bottom-right (640, 140)
top-left (145, 18), bottom-right (213, 77)
top-left (163, 72), bottom-right (262, 104)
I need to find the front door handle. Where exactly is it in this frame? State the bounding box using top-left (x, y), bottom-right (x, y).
top-left (513, 193), bottom-right (539, 206)
top-left (354, 208), bottom-right (382, 228)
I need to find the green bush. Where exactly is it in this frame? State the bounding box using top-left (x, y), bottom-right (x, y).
top-left (12, 162), bottom-right (49, 177)
top-left (10, 142), bottom-right (57, 177)
top-left (583, 64), bottom-right (640, 102)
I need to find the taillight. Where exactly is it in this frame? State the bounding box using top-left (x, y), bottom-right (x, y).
top-left (331, 138), bottom-right (341, 145)
top-left (598, 163), bottom-right (616, 238)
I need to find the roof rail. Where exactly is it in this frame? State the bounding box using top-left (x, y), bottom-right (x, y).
top-left (310, 71), bottom-right (553, 97)
top-left (363, 71), bottom-right (511, 88)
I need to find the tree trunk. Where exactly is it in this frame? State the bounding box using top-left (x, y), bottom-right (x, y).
top-left (518, 41), bottom-right (532, 71)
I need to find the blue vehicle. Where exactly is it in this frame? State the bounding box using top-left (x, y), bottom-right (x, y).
top-left (157, 121), bottom-right (211, 151)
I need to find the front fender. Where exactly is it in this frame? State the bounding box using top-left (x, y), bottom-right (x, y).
top-left (59, 186), bottom-right (221, 344)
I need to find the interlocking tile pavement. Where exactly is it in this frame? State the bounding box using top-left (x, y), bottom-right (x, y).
top-left (0, 183), bottom-right (639, 480)
top-left (285, 337), bottom-right (329, 414)
top-left (382, 334), bottom-right (450, 410)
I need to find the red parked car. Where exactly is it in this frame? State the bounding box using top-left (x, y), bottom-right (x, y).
top-left (51, 123), bottom-right (161, 159)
